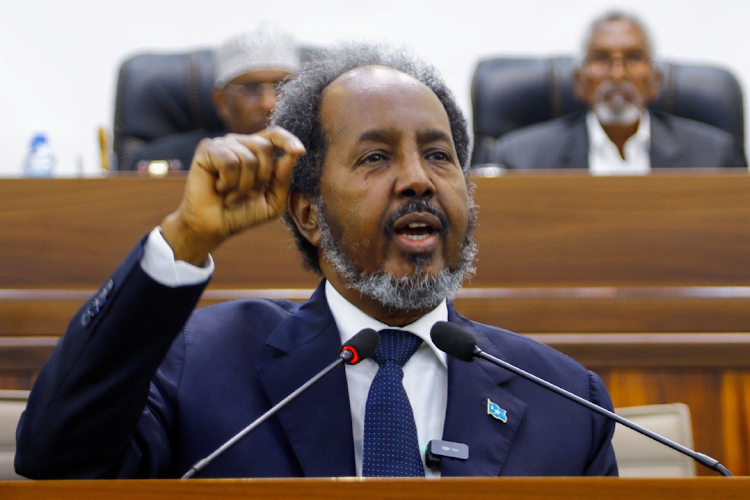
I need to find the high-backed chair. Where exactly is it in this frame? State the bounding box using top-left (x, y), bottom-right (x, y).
top-left (113, 49), bottom-right (223, 171)
top-left (470, 56), bottom-right (746, 166)
top-left (113, 47), bottom-right (317, 171)
top-left (0, 390), bottom-right (29, 480)
top-left (612, 403), bottom-right (696, 477)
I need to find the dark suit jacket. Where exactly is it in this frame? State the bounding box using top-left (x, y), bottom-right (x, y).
top-left (15, 239), bottom-right (617, 479)
top-left (490, 111), bottom-right (747, 170)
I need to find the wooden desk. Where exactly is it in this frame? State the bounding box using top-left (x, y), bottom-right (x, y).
top-left (3, 170), bottom-right (750, 289)
top-left (2, 477), bottom-right (750, 500)
top-left (4, 171), bottom-right (750, 331)
top-left (3, 171), bottom-right (750, 474)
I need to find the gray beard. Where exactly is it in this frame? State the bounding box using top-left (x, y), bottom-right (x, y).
top-left (594, 101), bottom-right (641, 126)
top-left (317, 198), bottom-right (478, 312)
top-left (593, 81), bottom-right (643, 126)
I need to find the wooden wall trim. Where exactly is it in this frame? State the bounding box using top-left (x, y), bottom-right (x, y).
top-left (4, 286), bottom-right (750, 336)
top-left (4, 332), bottom-right (750, 372)
top-left (528, 333), bottom-right (750, 368)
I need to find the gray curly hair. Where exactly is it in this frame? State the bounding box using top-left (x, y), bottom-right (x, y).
top-left (270, 42), bottom-right (471, 274)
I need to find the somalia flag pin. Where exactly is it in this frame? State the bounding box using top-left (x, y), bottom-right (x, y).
top-left (487, 399), bottom-right (508, 423)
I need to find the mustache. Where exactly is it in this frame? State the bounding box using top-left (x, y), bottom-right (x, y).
top-left (595, 80), bottom-right (640, 101)
top-left (383, 200), bottom-right (449, 235)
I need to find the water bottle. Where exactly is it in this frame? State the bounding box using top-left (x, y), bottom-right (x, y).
top-left (23, 133), bottom-right (56, 178)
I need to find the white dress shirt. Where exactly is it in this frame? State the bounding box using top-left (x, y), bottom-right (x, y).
top-left (587, 110), bottom-right (651, 176)
top-left (325, 281), bottom-right (448, 478)
top-left (141, 227), bottom-right (215, 286)
top-left (141, 228), bottom-right (448, 477)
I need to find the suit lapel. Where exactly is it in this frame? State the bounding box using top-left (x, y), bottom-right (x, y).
top-left (256, 282), bottom-right (356, 477)
top-left (649, 111), bottom-right (680, 167)
top-left (255, 291), bottom-right (532, 477)
top-left (562, 113), bottom-right (589, 169)
top-left (440, 310), bottom-right (527, 476)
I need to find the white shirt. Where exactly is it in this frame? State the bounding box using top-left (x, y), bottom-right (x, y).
top-left (141, 227), bottom-right (215, 286)
top-left (587, 110), bottom-right (651, 176)
top-left (325, 281), bottom-right (448, 478)
top-left (141, 228), bottom-right (448, 477)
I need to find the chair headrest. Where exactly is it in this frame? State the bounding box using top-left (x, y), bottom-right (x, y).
top-left (114, 50), bottom-right (224, 146)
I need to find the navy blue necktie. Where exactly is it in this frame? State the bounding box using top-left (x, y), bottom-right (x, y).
top-left (362, 329), bottom-right (425, 477)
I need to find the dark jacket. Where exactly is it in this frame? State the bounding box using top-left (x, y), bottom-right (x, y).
top-left (15, 239), bottom-right (617, 479)
top-left (490, 111), bottom-right (747, 170)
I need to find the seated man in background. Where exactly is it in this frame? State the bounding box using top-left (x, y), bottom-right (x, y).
top-left (127, 24), bottom-right (299, 171)
top-left (15, 43), bottom-right (617, 479)
top-left (490, 11), bottom-right (747, 174)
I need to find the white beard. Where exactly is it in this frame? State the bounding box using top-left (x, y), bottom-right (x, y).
top-left (593, 81), bottom-right (644, 126)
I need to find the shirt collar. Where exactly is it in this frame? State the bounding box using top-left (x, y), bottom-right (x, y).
top-left (325, 280), bottom-right (449, 368)
top-left (587, 109), bottom-right (651, 153)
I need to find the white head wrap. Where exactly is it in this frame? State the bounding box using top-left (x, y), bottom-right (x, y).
top-left (214, 24), bottom-right (299, 87)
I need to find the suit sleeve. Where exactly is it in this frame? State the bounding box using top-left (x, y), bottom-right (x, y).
top-left (490, 134), bottom-right (522, 169)
top-left (706, 125), bottom-right (747, 168)
top-left (725, 137), bottom-right (748, 168)
top-left (14, 238), bottom-right (208, 479)
top-left (486, 117), bottom-right (578, 170)
top-left (583, 371), bottom-right (619, 476)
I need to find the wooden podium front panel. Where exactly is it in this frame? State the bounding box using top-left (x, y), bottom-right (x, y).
top-left (469, 170), bottom-right (750, 287)
top-left (0, 177), bottom-right (318, 290)
top-left (3, 172), bottom-right (750, 290)
top-left (2, 477), bottom-right (750, 500)
top-left (3, 173), bottom-right (750, 476)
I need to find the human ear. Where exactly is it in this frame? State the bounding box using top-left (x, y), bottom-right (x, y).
top-left (212, 88), bottom-right (231, 124)
top-left (288, 190), bottom-right (322, 248)
top-left (573, 68), bottom-right (587, 102)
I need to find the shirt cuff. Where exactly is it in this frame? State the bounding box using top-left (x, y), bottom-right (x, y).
top-left (140, 227), bottom-right (214, 287)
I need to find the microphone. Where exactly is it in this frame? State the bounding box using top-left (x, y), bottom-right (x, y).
top-left (182, 328), bottom-right (380, 479)
top-left (430, 321), bottom-right (733, 477)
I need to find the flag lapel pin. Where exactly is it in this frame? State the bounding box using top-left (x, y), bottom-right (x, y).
top-left (487, 398), bottom-right (508, 423)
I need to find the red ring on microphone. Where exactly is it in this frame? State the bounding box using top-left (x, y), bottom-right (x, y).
top-left (340, 345), bottom-right (360, 365)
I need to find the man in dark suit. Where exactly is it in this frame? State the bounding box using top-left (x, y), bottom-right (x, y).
top-left (123, 24), bottom-right (299, 172)
top-left (15, 44), bottom-right (617, 479)
top-left (491, 12), bottom-right (746, 173)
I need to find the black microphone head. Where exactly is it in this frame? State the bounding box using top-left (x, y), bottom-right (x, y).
top-left (430, 321), bottom-right (477, 362)
top-left (340, 328), bottom-right (380, 365)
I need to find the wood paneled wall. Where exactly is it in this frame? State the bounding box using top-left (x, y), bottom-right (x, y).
top-left (2, 171), bottom-right (750, 475)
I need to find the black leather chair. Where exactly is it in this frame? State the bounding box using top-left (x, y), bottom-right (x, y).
top-left (470, 56), bottom-right (746, 166)
top-left (113, 49), bottom-right (223, 171)
top-left (113, 46), bottom-right (320, 171)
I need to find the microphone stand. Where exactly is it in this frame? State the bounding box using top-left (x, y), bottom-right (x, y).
top-left (182, 357), bottom-right (346, 479)
top-left (473, 346), bottom-right (732, 477)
